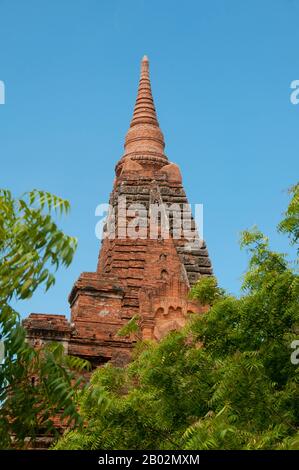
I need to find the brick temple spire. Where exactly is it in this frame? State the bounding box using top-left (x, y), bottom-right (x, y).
top-left (24, 55), bottom-right (213, 379)
top-left (23, 55), bottom-right (213, 446)
top-left (129, 55), bottom-right (160, 128)
top-left (116, 56), bottom-right (168, 175)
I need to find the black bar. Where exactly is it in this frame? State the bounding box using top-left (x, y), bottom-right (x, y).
top-left (0, 450), bottom-right (298, 468)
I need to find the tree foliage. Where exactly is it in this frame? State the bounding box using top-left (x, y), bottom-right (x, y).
top-left (0, 189), bottom-right (88, 449)
top-left (278, 183), bottom-right (299, 251)
top-left (55, 183), bottom-right (299, 450)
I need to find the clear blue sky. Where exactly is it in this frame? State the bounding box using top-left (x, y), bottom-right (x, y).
top-left (0, 0), bottom-right (298, 319)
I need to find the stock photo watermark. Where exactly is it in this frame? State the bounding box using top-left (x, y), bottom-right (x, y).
top-left (95, 197), bottom-right (204, 249)
top-left (0, 338), bottom-right (4, 364)
top-left (290, 340), bottom-right (299, 365)
top-left (290, 80), bottom-right (299, 105)
top-left (0, 80), bottom-right (5, 104)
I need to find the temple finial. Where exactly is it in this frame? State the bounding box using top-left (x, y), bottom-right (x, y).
top-left (118, 56), bottom-right (167, 171)
top-left (129, 55), bottom-right (159, 128)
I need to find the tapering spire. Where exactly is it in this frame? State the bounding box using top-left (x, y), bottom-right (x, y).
top-left (117, 56), bottom-right (168, 174)
top-left (129, 55), bottom-right (159, 127)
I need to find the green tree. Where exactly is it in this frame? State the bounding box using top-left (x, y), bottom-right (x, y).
top-left (0, 189), bottom-right (88, 449)
top-left (278, 183), bottom-right (299, 251)
top-left (55, 184), bottom-right (299, 450)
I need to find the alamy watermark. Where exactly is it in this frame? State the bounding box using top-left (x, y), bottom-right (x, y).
top-left (0, 80), bottom-right (5, 104)
top-left (95, 197), bottom-right (204, 249)
top-left (0, 338), bottom-right (4, 364)
top-left (290, 340), bottom-right (299, 365)
top-left (290, 80), bottom-right (299, 105)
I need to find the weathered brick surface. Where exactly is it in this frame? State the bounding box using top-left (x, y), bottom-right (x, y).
top-left (23, 56), bottom-right (213, 370)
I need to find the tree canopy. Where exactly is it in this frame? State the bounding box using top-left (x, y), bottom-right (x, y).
top-left (0, 189), bottom-right (88, 449)
top-left (55, 183), bottom-right (299, 450)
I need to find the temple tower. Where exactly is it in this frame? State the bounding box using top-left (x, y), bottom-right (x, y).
top-left (24, 57), bottom-right (213, 367)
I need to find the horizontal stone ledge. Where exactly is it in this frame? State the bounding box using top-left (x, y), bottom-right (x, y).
top-left (185, 264), bottom-right (212, 272)
top-left (177, 248), bottom-right (208, 256)
top-left (123, 301), bottom-right (139, 307)
top-left (184, 255), bottom-right (211, 263)
top-left (198, 268), bottom-right (213, 274)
